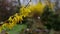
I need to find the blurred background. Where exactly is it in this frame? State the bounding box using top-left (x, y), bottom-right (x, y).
top-left (0, 0), bottom-right (60, 34)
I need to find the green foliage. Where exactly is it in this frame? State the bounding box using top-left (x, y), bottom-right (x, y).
top-left (8, 24), bottom-right (27, 34)
top-left (41, 6), bottom-right (60, 31)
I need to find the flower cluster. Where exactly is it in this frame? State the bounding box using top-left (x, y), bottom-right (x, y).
top-left (0, 3), bottom-right (46, 32)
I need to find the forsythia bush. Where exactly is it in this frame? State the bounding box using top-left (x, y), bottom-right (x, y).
top-left (0, 3), bottom-right (46, 32)
top-left (28, 3), bottom-right (45, 14)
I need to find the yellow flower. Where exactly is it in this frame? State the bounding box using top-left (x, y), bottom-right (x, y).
top-left (29, 3), bottom-right (45, 14)
top-left (2, 23), bottom-right (6, 30)
top-left (8, 23), bottom-right (15, 29)
top-left (14, 13), bottom-right (20, 23)
top-left (0, 26), bottom-right (2, 32)
top-left (8, 16), bottom-right (13, 22)
top-left (19, 16), bottom-right (23, 22)
top-left (20, 7), bottom-right (31, 17)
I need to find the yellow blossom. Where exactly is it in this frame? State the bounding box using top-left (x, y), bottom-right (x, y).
top-left (1, 2), bottom-right (46, 31)
top-left (0, 26), bottom-right (2, 32)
